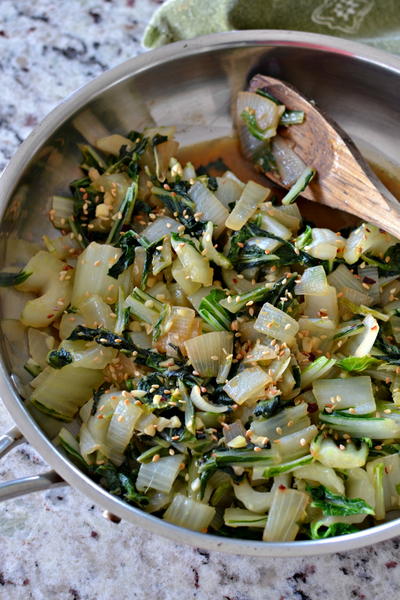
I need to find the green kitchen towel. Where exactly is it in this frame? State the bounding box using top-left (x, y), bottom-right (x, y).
top-left (143, 0), bottom-right (400, 54)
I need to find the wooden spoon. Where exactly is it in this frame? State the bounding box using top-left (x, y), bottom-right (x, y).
top-left (249, 74), bottom-right (400, 238)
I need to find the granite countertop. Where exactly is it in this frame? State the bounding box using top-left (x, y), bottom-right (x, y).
top-left (1, 1), bottom-right (400, 599)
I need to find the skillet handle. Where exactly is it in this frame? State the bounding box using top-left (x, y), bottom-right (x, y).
top-left (0, 426), bottom-right (66, 502)
top-left (0, 471), bottom-right (65, 502)
top-left (0, 426), bottom-right (23, 457)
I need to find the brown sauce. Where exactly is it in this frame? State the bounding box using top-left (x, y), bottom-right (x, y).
top-left (178, 136), bottom-right (400, 231)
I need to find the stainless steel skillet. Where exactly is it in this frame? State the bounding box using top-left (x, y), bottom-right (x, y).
top-left (1, 30), bottom-right (400, 557)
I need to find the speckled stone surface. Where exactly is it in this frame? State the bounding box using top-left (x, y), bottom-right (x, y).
top-left (1, 2), bottom-right (400, 599)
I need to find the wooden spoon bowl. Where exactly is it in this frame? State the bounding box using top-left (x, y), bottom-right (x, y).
top-left (249, 75), bottom-right (400, 238)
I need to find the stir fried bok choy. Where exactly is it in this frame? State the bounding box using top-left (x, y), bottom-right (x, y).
top-left (3, 80), bottom-right (400, 544)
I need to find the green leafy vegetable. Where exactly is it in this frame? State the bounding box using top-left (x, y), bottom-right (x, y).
top-left (90, 463), bottom-right (149, 508)
top-left (198, 289), bottom-right (232, 331)
top-left (47, 348), bottom-right (73, 369)
top-left (240, 110), bottom-right (272, 141)
top-left (152, 180), bottom-right (206, 235)
top-left (231, 223), bottom-right (320, 272)
top-left (307, 484), bottom-right (375, 517)
top-left (337, 356), bottom-right (381, 372)
top-left (255, 144), bottom-right (278, 173)
top-left (374, 332), bottom-right (400, 364)
top-left (363, 244), bottom-right (400, 276)
top-left (281, 167), bottom-right (316, 206)
top-left (79, 144), bottom-right (107, 172)
top-left (0, 270), bottom-right (31, 287)
top-left (253, 396), bottom-right (282, 418)
top-left (310, 521), bottom-right (359, 539)
top-left (255, 88), bottom-right (282, 105)
top-left (108, 230), bottom-right (141, 278)
top-left (280, 110), bottom-right (305, 126)
top-left (106, 182), bottom-right (138, 245)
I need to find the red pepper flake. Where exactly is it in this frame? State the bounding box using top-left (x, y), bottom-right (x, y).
top-left (46, 314), bottom-right (55, 319)
top-left (278, 484), bottom-right (286, 490)
top-left (363, 276), bottom-right (376, 284)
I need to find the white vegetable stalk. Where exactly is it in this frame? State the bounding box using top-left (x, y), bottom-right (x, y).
top-left (306, 228), bottom-right (345, 261)
top-left (224, 508), bottom-right (267, 528)
top-left (367, 454), bottom-right (400, 517)
top-left (328, 264), bottom-right (372, 306)
top-left (215, 173), bottom-right (244, 208)
top-left (343, 314), bottom-right (379, 357)
top-left (125, 291), bottom-right (162, 326)
top-left (344, 223), bottom-right (396, 264)
top-left (280, 366), bottom-right (298, 399)
top-left (72, 242), bottom-right (120, 306)
top-left (28, 328), bottom-right (55, 368)
top-left (141, 217), bottom-right (180, 242)
top-left (17, 251), bottom-right (74, 327)
top-left (155, 306), bottom-right (196, 354)
top-left (182, 161), bottom-right (196, 180)
top-left (189, 181), bottom-right (229, 237)
top-left (79, 424), bottom-right (102, 464)
top-left (184, 331), bottom-right (233, 378)
top-left (30, 365), bottom-right (103, 420)
top-left (347, 468), bottom-right (376, 512)
top-left (43, 233), bottom-right (79, 260)
top-left (225, 181), bottom-right (270, 231)
top-left (251, 403), bottom-right (308, 438)
top-left (104, 397), bottom-right (143, 465)
top-left (300, 356), bottom-right (336, 390)
top-left (320, 412), bottom-right (400, 439)
top-left (254, 302), bottom-right (299, 343)
top-left (61, 340), bottom-right (116, 370)
top-left (95, 133), bottom-right (133, 156)
top-left (243, 340), bottom-right (277, 366)
top-left (79, 294), bottom-right (116, 330)
top-left (263, 487), bottom-right (309, 542)
top-left (265, 347), bottom-right (291, 383)
top-left (295, 266), bottom-right (328, 296)
top-left (190, 385), bottom-right (229, 414)
top-left (313, 376), bottom-right (376, 415)
top-left (222, 269), bottom-right (254, 294)
top-left (275, 425), bottom-right (318, 461)
top-left (310, 436), bottom-right (368, 469)
top-left (294, 462), bottom-right (345, 495)
top-left (303, 286), bottom-right (339, 323)
top-left (257, 213), bottom-right (292, 240)
top-left (51, 196), bottom-right (74, 229)
top-left (260, 203), bottom-right (301, 232)
top-left (171, 259), bottom-right (201, 296)
top-left (201, 222), bottom-right (232, 269)
top-left (136, 454), bottom-right (183, 493)
top-left (233, 479), bottom-right (272, 513)
top-left (236, 91), bottom-right (284, 138)
top-left (271, 136), bottom-right (306, 186)
top-left (223, 366), bottom-right (271, 406)
top-left (297, 317), bottom-right (335, 353)
top-left (171, 236), bottom-right (213, 286)
top-left (164, 493), bottom-right (215, 531)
